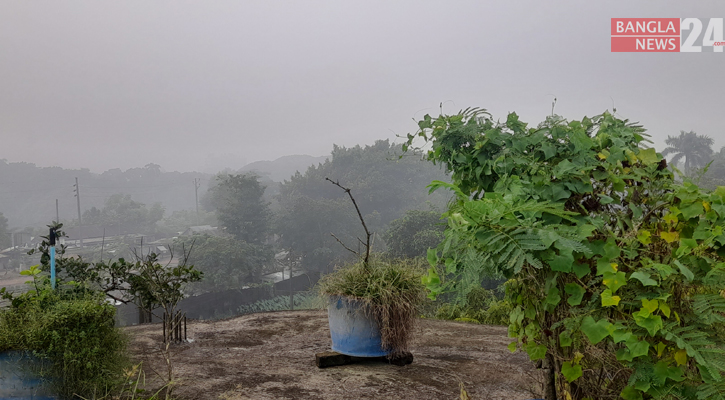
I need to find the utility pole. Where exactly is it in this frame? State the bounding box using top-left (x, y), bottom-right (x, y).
top-left (194, 178), bottom-right (200, 225)
top-left (73, 177), bottom-right (83, 248)
top-left (55, 199), bottom-right (59, 223)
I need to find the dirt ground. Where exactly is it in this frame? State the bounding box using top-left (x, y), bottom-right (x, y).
top-left (126, 310), bottom-right (544, 400)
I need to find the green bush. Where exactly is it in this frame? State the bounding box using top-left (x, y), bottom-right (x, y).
top-left (0, 285), bottom-right (129, 399)
top-left (434, 287), bottom-right (512, 325)
top-left (237, 292), bottom-right (317, 315)
top-left (410, 109), bottom-right (725, 399)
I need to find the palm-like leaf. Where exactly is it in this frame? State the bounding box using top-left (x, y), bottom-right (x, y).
top-left (662, 130), bottom-right (714, 174)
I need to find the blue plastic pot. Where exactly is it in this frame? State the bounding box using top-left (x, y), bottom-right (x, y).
top-left (327, 296), bottom-right (390, 357)
top-left (0, 351), bottom-right (56, 399)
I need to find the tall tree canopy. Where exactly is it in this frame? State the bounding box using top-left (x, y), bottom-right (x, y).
top-left (175, 234), bottom-right (273, 291)
top-left (0, 212), bottom-right (9, 249)
top-left (81, 193), bottom-right (164, 235)
top-left (698, 145), bottom-right (725, 190)
top-left (275, 140), bottom-right (449, 271)
top-left (383, 209), bottom-right (445, 259)
top-left (205, 173), bottom-right (271, 245)
top-left (661, 130), bottom-right (714, 174)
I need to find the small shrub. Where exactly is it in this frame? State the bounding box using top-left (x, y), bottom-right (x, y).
top-left (0, 287), bottom-right (129, 399)
top-left (237, 292), bottom-right (316, 315)
top-left (434, 287), bottom-right (512, 325)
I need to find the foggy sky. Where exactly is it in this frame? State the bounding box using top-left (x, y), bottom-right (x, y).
top-left (1, 1), bottom-right (723, 173)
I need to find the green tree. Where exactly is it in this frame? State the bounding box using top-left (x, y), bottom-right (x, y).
top-left (158, 209), bottom-right (218, 236)
top-left (661, 130), bottom-right (714, 174)
top-left (274, 195), bottom-right (358, 272)
top-left (276, 140), bottom-right (449, 271)
top-left (82, 193), bottom-right (164, 234)
top-left (205, 173), bottom-right (271, 244)
top-left (175, 235), bottom-right (273, 291)
top-left (0, 212), bottom-right (9, 249)
top-left (698, 146), bottom-right (725, 190)
top-left (383, 210), bottom-right (445, 258)
top-left (408, 109), bottom-right (725, 400)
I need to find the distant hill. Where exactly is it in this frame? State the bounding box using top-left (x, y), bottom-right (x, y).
top-left (239, 155), bottom-right (329, 182)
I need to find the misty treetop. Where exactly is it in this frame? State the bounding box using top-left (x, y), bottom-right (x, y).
top-left (661, 130), bottom-right (714, 175)
top-left (0, 160), bottom-right (208, 229)
top-left (275, 140), bottom-right (450, 271)
top-left (0, 212), bottom-right (9, 249)
top-left (204, 173), bottom-right (271, 245)
top-left (81, 193), bottom-right (164, 235)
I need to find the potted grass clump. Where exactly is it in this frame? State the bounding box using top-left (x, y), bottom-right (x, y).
top-left (319, 257), bottom-right (426, 359)
top-left (318, 179), bottom-right (427, 361)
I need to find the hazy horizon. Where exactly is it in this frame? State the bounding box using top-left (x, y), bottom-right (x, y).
top-left (1, 1), bottom-right (724, 173)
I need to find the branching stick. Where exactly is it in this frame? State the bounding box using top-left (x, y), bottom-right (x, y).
top-left (326, 177), bottom-right (372, 267)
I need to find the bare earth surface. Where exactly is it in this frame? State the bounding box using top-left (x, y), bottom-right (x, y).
top-left (126, 310), bottom-right (543, 400)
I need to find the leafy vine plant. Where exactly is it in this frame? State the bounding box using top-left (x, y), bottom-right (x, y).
top-left (406, 109), bottom-right (725, 400)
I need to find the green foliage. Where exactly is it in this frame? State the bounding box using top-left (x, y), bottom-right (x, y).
top-left (82, 193), bottom-right (165, 235)
top-left (408, 109), bottom-right (725, 399)
top-left (434, 287), bottom-right (512, 325)
top-left (662, 130), bottom-right (714, 175)
top-left (275, 140), bottom-right (449, 271)
top-left (206, 173), bottom-right (271, 244)
top-left (237, 292), bottom-right (317, 315)
top-left (176, 234), bottom-right (273, 291)
top-left (383, 209), bottom-right (445, 258)
top-left (0, 211), bottom-right (9, 249)
top-left (159, 209), bottom-right (218, 235)
top-left (0, 278), bottom-right (129, 399)
top-left (27, 223), bottom-right (203, 312)
top-left (698, 147), bottom-right (725, 191)
top-left (318, 258), bottom-right (427, 354)
top-left (128, 252), bottom-right (203, 323)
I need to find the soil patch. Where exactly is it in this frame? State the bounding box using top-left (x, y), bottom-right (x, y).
top-left (125, 310), bottom-right (543, 400)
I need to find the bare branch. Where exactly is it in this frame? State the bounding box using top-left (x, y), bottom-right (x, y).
top-left (326, 177), bottom-right (373, 267)
top-left (331, 233), bottom-right (360, 256)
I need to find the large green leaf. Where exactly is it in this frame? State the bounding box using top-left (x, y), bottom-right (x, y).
top-left (525, 342), bottom-right (547, 361)
top-left (545, 285), bottom-right (561, 306)
top-left (674, 260), bottom-right (695, 282)
top-left (559, 330), bottom-right (572, 347)
top-left (680, 202), bottom-right (704, 219)
top-left (426, 248), bottom-right (438, 267)
top-left (630, 271), bottom-right (658, 286)
top-left (620, 386), bottom-right (644, 400)
top-left (637, 148), bottom-right (659, 165)
top-left (581, 316), bottom-right (613, 344)
top-left (549, 254), bottom-right (573, 273)
top-left (634, 312), bottom-right (663, 336)
top-left (564, 283), bottom-right (585, 306)
top-left (572, 262), bottom-right (591, 279)
top-left (601, 289), bottom-right (621, 307)
top-left (421, 267), bottom-right (441, 300)
top-left (636, 229), bottom-right (652, 245)
top-left (652, 361), bottom-right (685, 386)
top-left (626, 339), bottom-right (650, 359)
top-left (561, 361), bottom-right (583, 382)
top-left (603, 271), bottom-right (627, 293)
